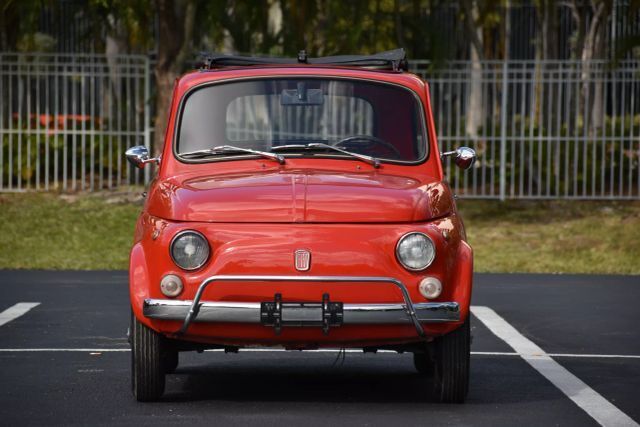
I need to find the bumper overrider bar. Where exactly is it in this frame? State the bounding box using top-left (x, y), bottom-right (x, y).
top-left (142, 275), bottom-right (461, 338)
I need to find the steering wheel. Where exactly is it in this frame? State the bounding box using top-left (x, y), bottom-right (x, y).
top-left (333, 135), bottom-right (402, 159)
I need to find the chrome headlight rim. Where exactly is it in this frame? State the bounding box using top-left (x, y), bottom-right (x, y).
top-left (169, 229), bottom-right (210, 271)
top-left (395, 231), bottom-right (436, 272)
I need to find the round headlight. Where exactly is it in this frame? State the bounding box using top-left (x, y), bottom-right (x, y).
top-left (170, 230), bottom-right (210, 271)
top-left (396, 232), bottom-right (436, 271)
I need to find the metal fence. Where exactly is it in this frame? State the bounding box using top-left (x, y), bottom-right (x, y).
top-left (0, 53), bottom-right (151, 191)
top-left (1, 53), bottom-right (639, 199)
top-left (412, 60), bottom-right (640, 199)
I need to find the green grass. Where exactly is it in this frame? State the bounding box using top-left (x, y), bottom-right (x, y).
top-left (0, 191), bottom-right (143, 270)
top-left (0, 191), bottom-right (638, 274)
top-left (458, 199), bottom-right (640, 274)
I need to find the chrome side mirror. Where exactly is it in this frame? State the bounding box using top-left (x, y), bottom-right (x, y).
top-left (441, 147), bottom-right (476, 170)
top-left (125, 145), bottom-right (160, 169)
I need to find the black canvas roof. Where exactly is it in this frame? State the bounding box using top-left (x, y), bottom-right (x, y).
top-left (199, 49), bottom-right (408, 72)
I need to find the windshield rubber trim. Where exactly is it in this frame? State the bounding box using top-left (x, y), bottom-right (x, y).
top-left (172, 75), bottom-right (431, 166)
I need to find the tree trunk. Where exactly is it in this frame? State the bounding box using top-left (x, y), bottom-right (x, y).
top-left (586, 2), bottom-right (610, 135)
top-left (104, 15), bottom-right (129, 123)
top-left (153, 0), bottom-right (196, 157)
top-left (534, 0), bottom-right (560, 130)
top-left (463, 0), bottom-right (484, 139)
top-left (567, 1), bottom-right (611, 136)
top-left (267, 0), bottom-right (283, 53)
top-left (536, 0), bottom-right (559, 60)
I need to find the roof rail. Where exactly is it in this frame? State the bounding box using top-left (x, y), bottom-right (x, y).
top-left (199, 49), bottom-right (408, 72)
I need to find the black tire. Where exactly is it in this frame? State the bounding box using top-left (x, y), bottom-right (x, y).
top-left (432, 317), bottom-right (470, 403)
top-left (163, 349), bottom-right (179, 374)
top-left (131, 312), bottom-right (166, 401)
top-left (413, 352), bottom-right (434, 376)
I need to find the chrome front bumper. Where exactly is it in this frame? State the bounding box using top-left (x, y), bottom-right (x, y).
top-left (142, 275), bottom-right (461, 338)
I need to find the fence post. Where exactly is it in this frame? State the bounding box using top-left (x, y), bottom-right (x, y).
top-left (144, 56), bottom-right (151, 185)
top-left (499, 61), bottom-right (508, 201)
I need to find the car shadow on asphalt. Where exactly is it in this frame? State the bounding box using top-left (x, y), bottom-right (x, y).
top-left (158, 354), bottom-right (560, 405)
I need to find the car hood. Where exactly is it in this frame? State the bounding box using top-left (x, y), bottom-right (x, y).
top-left (148, 170), bottom-right (453, 223)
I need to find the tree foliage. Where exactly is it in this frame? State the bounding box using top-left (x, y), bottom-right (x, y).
top-left (3, 0), bottom-right (638, 62)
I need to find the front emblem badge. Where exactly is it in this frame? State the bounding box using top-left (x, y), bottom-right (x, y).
top-left (294, 249), bottom-right (311, 271)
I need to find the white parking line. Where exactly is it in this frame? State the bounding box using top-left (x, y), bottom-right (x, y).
top-left (548, 353), bottom-right (640, 360)
top-left (471, 305), bottom-right (638, 427)
top-left (473, 351), bottom-right (640, 359)
top-left (0, 303), bottom-right (40, 327)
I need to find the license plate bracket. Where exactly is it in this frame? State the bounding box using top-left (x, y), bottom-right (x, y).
top-left (260, 293), bottom-right (343, 335)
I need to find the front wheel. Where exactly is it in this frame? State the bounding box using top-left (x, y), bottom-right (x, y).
top-left (432, 317), bottom-right (470, 403)
top-left (131, 312), bottom-right (166, 401)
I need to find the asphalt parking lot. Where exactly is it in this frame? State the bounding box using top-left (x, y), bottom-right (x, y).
top-left (0, 271), bottom-right (638, 426)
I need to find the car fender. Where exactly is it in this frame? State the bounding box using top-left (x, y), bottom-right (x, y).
top-left (129, 242), bottom-right (151, 325)
top-left (451, 240), bottom-right (473, 324)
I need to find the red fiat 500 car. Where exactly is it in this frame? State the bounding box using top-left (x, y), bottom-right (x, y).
top-left (126, 49), bottom-right (476, 402)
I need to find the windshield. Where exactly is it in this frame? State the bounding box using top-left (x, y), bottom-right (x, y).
top-left (176, 78), bottom-right (428, 163)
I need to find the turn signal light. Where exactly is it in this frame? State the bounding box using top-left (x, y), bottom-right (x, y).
top-left (160, 274), bottom-right (184, 298)
top-left (418, 277), bottom-right (442, 299)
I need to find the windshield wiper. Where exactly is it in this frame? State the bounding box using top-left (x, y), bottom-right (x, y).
top-left (180, 145), bottom-right (285, 164)
top-left (271, 143), bottom-right (380, 168)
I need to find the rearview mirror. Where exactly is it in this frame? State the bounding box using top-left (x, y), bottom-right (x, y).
top-left (281, 82), bottom-right (324, 106)
top-left (125, 145), bottom-right (160, 169)
top-left (441, 147), bottom-right (476, 170)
